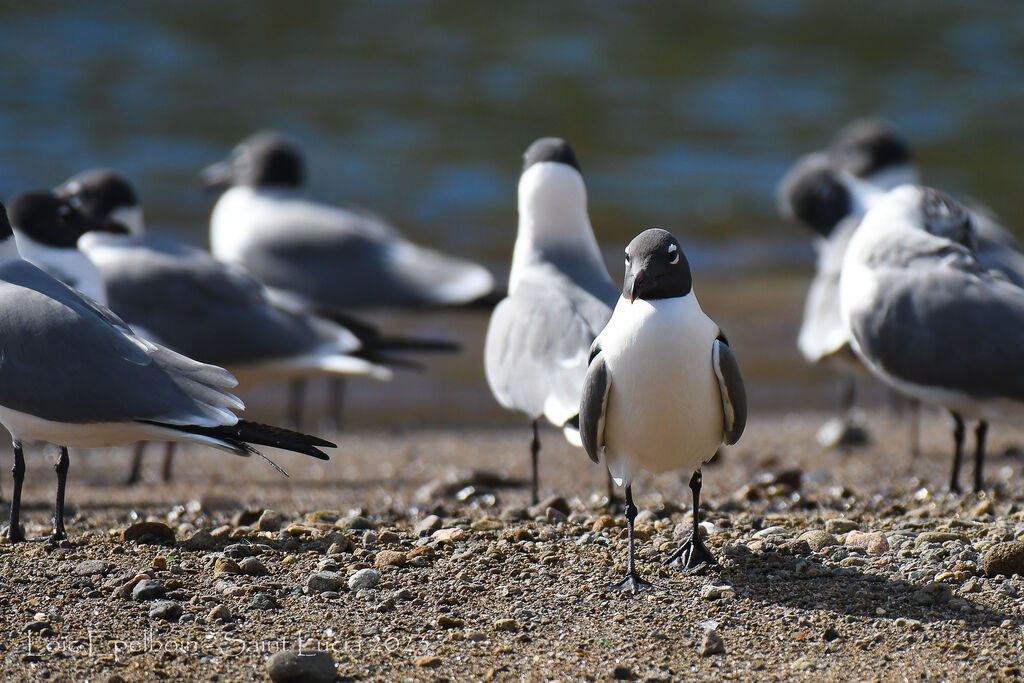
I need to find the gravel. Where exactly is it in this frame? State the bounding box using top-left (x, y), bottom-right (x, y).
top-left (348, 568), bottom-right (380, 591)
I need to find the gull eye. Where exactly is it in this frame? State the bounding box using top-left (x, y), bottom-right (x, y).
top-left (667, 243), bottom-right (679, 264)
top-left (624, 251), bottom-right (631, 266)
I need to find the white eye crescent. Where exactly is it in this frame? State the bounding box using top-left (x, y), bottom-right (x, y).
top-left (667, 243), bottom-right (679, 264)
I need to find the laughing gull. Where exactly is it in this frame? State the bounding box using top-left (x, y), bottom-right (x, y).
top-left (203, 130), bottom-right (497, 310)
top-left (484, 138), bottom-right (619, 505)
top-left (839, 185), bottom-right (1021, 492)
top-left (6, 190), bottom-right (126, 305)
top-left (0, 202), bottom-right (334, 542)
top-left (580, 229), bottom-right (746, 592)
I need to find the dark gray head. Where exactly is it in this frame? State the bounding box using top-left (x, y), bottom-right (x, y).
top-left (0, 202), bottom-right (12, 241)
top-left (55, 168), bottom-right (138, 219)
top-left (829, 118), bottom-right (912, 179)
top-left (201, 130), bottom-right (305, 192)
top-left (7, 190), bottom-right (128, 248)
top-left (522, 137), bottom-right (581, 174)
top-left (919, 188), bottom-right (976, 251)
top-left (623, 228), bottom-right (692, 302)
top-left (777, 154), bottom-right (852, 237)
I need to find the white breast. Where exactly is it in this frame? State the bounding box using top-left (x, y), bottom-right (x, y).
top-left (598, 294), bottom-right (723, 484)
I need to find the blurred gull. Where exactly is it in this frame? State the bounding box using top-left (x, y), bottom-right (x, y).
top-left (484, 138), bottom-right (618, 505)
top-left (0, 202), bottom-right (334, 542)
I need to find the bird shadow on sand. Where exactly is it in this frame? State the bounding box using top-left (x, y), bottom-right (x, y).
top-left (713, 551), bottom-right (1012, 626)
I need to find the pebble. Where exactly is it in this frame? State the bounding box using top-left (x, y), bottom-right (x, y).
top-left (915, 532), bottom-right (968, 546)
top-left (239, 557), bottom-right (269, 576)
top-left (24, 620), bottom-right (52, 634)
top-left (437, 615), bottom-right (464, 629)
top-left (845, 531), bottom-right (889, 555)
top-left (307, 571), bottom-right (345, 593)
top-left (232, 509), bottom-right (263, 527)
top-left (249, 594), bottom-right (280, 610)
top-left (73, 559), bottom-right (109, 576)
top-left (592, 515), bottom-right (617, 532)
top-left (182, 530), bottom-right (218, 551)
top-left (825, 519), bottom-right (859, 534)
top-left (122, 521), bottom-right (175, 546)
top-left (779, 539), bottom-right (812, 556)
top-left (699, 628), bottom-right (725, 656)
top-left (798, 530), bottom-right (838, 551)
top-left (415, 656), bottom-right (442, 668)
top-left (466, 630), bottom-right (486, 642)
top-left (500, 506), bottom-right (529, 521)
top-left (148, 601), bottom-right (182, 622)
top-left (348, 568), bottom-right (381, 591)
top-left (752, 525), bottom-right (789, 539)
top-left (214, 557), bottom-right (241, 576)
top-left (375, 550), bottom-right (407, 568)
top-left (493, 618), bottom-right (519, 632)
top-left (913, 582), bottom-right (952, 605)
top-left (700, 584), bottom-right (736, 600)
top-left (612, 665), bottom-right (634, 680)
top-left (337, 515), bottom-right (376, 531)
top-left (208, 604), bottom-right (232, 622)
top-left (266, 649), bottom-right (337, 683)
top-left (223, 543), bottom-right (253, 559)
top-left (822, 626), bottom-right (840, 641)
top-left (131, 579), bottom-right (166, 601)
top-left (378, 530), bottom-right (400, 545)
top-left (256, 510), bottom-right (285, 532)
top-left (982, 541), bottom-right (1024, 577)
top-left (415, 515), bottom-right (443, 536)
top-left (528, 495), bottom-right (570, 519)
top-left (470, 517), bottom-right (504, 531)
top-left (432, 527), bottom-right (467, 543)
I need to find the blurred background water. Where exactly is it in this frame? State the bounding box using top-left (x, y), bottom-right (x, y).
top-left (2, 1), bottom-right (1023, 428)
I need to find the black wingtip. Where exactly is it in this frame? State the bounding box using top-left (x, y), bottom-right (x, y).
top-left (143, 420), bottom-right (334, 460)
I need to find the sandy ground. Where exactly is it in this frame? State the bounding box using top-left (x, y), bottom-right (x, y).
top-left (0, 409), bottom-right (1022, 682)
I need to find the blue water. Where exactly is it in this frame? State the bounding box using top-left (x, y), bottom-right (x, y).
top-left (2, 2), bottom-right (1023, 422)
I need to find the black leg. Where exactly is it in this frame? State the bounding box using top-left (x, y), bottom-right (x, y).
top-left (949, 412), bottom-right (965, 494)
top-left (605, 468), bottom-right (620, 508)
top-left (529, 419), bottom-right (540, 506)
top-left (50, 446), bottom-right (70, 541)
top-left (839, 378), bottom-right (856, 414)
top-left (288, 378), bottom-right (307, 430)
top-left (907, 399), bottom-right (921, 459)
top-left (8, 440), bottom-right (25, 542)
top-left (609, 484), bottom-right (656, 593)
top-left (326, 377), bottom-right (346, 431)
top-left (161, 442), bottom-right (176, 482)
top-left (973, 421), bottom-right (988, 493)
top-left (665, 470), bottom-right (718, 569)
top-left (124, 442), bottom-right (145, 486)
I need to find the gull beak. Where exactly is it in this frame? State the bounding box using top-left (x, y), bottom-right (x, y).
top-left (200, 159), bottom-right (234, 193)
top-left (630, 271), bottom-right (647, 303)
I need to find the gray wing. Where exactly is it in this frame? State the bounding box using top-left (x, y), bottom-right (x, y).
top-left (89, 236), bottom-right (356, 367)
top-left (578, 349), bottom-right (610, 463)
top-left (712, 336), bottom-right (747, 445)
top-left (0, 260), bottom-right (240, 426)
top-left (238, 202), bottom-right (494, 309)
top-left (484, 265), bottom-right (613, 427)
top-left (849, 250), bottom-right (1024, 401)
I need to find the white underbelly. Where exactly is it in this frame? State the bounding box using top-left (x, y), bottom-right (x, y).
top-left (0, 405), bottom-right (183, 448)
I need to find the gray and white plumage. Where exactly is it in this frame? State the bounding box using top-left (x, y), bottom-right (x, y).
top-left (579, 229), bottom-right (746, 485)
top-left (840, 185), bottom-right (1024, 423)
top-left (205, 130), bottom-right (495, 310)
top-left (484, 138), bottom-right (619, 443)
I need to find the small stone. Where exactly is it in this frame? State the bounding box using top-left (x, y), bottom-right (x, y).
top-left (415, 515), bottom-right (443, 536)
top-left (375, 550), bottom-right (407, 568)
top-left (913, 582), bottom-right (952, 605)
top-left (436, 615), bottom-right (464, 629)
top-left (592, 515), bottom-right (616, 532)
top-left (214, 557), bottom-right (241, 576)
top-left (816, 416), bottom-right (869, 449)
top-left (790, 656), bottom-right (816, 672)
top-left (377, 530), bottom-right (400, 545)
top-left (24, 620), bottom-right (51, 634)
top-left (470, 517), bottom-right (504, 531)
top-left (752, 525), bottom-right (789, 539)
top-left (528, 495), bottom-right (571, 519)
top-left (500, 506), bottom-right (529, 521)
top-left (699, 628), bottom-right (725, 656)
top-left (779, 539), bottom-right (812, 556)
top-left (223, 543), bottom-right (253, 559)
top-left (256, 510), bottom-right (285, 532)
top-left (822, 626), bottom-right (840, 641)
top-left (337, 515), bottom-right (375, 531)
top-left (415, 656), bottom-right (442, 668)
top-left (232, 509), bottom-right (263, 527)
top-left (152, 556), bottom-right (167, 570)
top-left (307, 571), bottom-right (345, 593)
top-left (249, 593), bottom-right (280, 610)
top-left (432, 527), bottom-right (467, 543)
top-left (348, 568), bottom-right (380, 591)
top-left (612, 665), bottom-right (634, 680)
top-left (825, 519), bottom-right (859, 534)
top-left (982, 541), bottom-right (1024, 577)
top-left (504, 528), bottom-right (534, 543)
top-left (635, 510), bottom-right (658, 525)
top-left (798, 530), bottom-right (838, 551)
top-left (239, 557), bottom-right (269, 576)
top-left (846, 531), bottom-right (889, 555)
top-left (700, 584), bottom-right (735, 601)
top-left (182, 529), bottom-right (218, 551)
top-left (304, 510), bottom-right (343, 524)
top-left (266, 649), bottom-right (336, 683)
top-left (131, 579), bottom-right (166, 601)
top-left (466, 630), bottom-right (486, 642)
top-left (149, 601), bottom-right (182, 622)
top-left (915, 532), bottom-right (968, 546)
top-left (122, 521), bottom-right (175, 546)
top-left (73, 559), bottom-right (109, 576)
top-left (208, 604), bottom-right (232, 622)
top-left (493, 618), bottom-right (519, 632)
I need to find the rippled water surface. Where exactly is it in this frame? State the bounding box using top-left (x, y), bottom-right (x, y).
top-left (2, 2), bottom-right (1023, 425)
